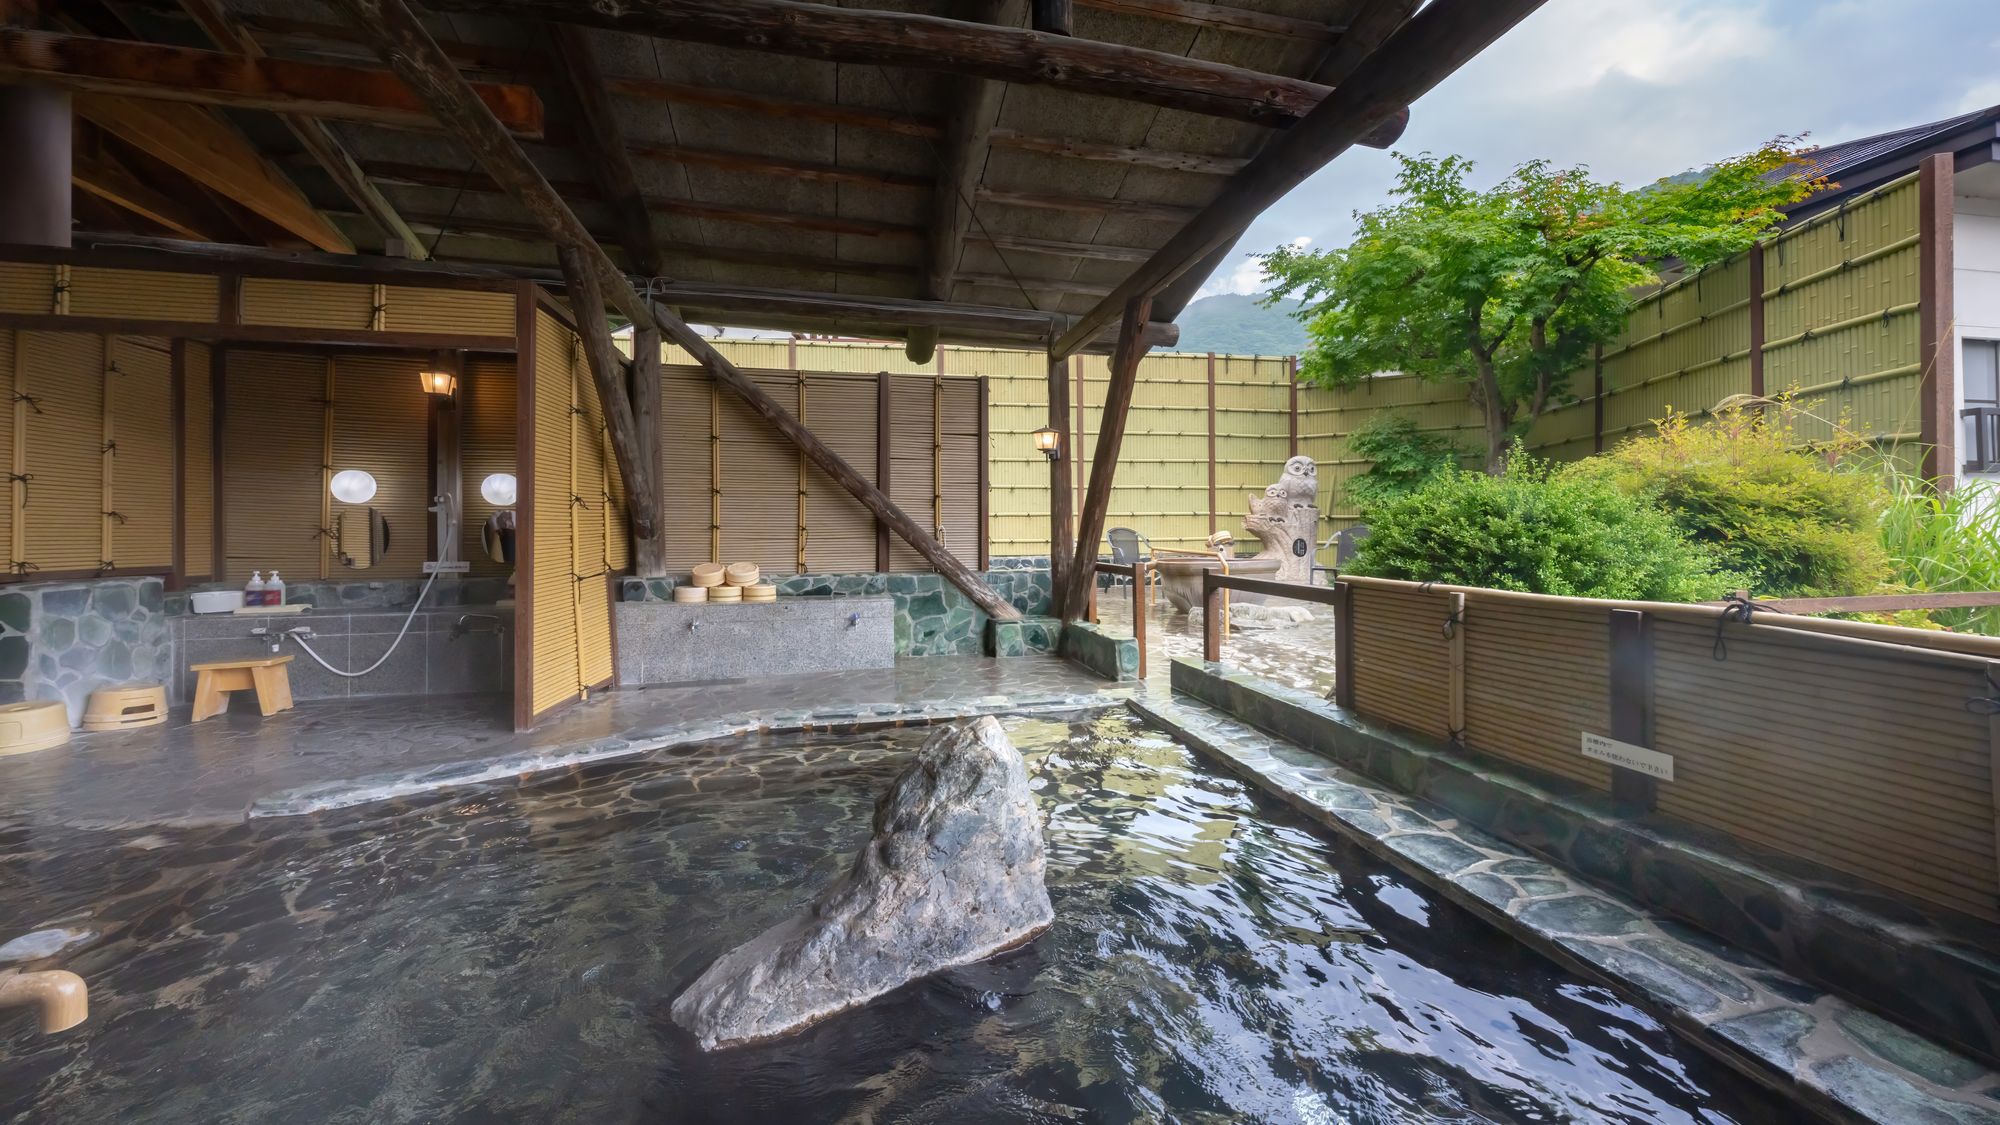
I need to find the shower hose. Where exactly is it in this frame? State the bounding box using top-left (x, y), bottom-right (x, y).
top-left (287, 567), bottom-right (441, 678)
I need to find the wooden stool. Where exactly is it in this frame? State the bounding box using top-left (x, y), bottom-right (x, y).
top-left (82, 683), bottom-right (168, 731)
top-left (189, 656), bottom-right (295, 722)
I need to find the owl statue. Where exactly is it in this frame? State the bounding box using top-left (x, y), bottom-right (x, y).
top-left (1264, 456), bottom-right (1319, 507)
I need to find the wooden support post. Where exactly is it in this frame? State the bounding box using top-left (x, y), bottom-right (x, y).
top-left (1332, 579), bottom-right (1354, 708)
top-left (1447, 591), bottom-right (1465, 742)
top-left (555, 245), bottom-right (658, 540)
top-left (1607, 608), bottom-right (1658, 813)
top-left (1919, 152), bottom-right (1957, 489)
top-left (632, 325), bottom-right (666, 576)
top-left (0, 84), bottom-right (70, 248)
top-left (1061, 295), bottom-right (1153, 619)
top-left (1202, 570), bottom-right (1223, 663)
top-left (1131, 561), bottom-right (1147, 680)
top-left (1087, 568), bottom-right (1099, 623)
top-left (1047, 352), bottom-right (1074, 616)
top-left (1206, 351), bottom-right (1217, 533)
top-left (1747, 243), bottom-right (1766, 398)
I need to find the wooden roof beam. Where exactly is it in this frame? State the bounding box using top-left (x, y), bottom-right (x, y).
top-left (1052, 0), bottom-right (1548, 357)
top-left (174, 0), bottom-right (428, 259)
top-left (988, 129), bottom-right (1246, 176)
top-left (914, 0), bottom-right (1018, 364)
top-left (429, 0), bottom-right (1364, 128)
top-left (0, 27), bottom-right (544, 136)
top-left (71, 149), bottom-right (218, 241)
top-left (549, 24), bottom-right (664, 277)
top-left (1077, 0), bottom-right (1345, 41)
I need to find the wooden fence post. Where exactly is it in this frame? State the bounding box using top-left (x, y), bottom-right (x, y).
top-left (1202, 570), bottom-right (1223, 663)
top-left (1447, 591), bottom-right (1465, 742)
top-left (1333, 579), bottom-right (1355, 708)
top-left (1131, 561), bottom-right (1147, 680)
top-left (1608, 608), bottom-right (1658, 813)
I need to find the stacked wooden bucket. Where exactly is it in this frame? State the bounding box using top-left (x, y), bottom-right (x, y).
top-left (673, 562), bottom-right (778, 604)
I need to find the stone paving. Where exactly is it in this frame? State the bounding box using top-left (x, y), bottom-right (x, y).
top-left (1128, 690), bottom-right (2000, 1125)
top-left (0, 656), bottom-right (1134, 831)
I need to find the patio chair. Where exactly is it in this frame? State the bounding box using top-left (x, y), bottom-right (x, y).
top-left (1105, 527), bottom-right (1163, 604)
top-left (1310, 524), bottom-right (1370, 585)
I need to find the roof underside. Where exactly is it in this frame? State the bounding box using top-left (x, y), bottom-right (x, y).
top-left (66, 0), bottom-right (1415, 339)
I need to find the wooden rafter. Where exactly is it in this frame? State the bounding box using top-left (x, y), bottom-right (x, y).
top-left (989, 129), bottom-right (1246, 176)
top-left (628, 142), bottom-right (930, 191)
top-left (1053, 0), bottom-right (1547, 357)
top-left (915, 0), bottom-right (1018, 363)
top-left (0, 28), bottom-right (544, 135)
top-left (548, 24), bottom-right (663, 277)
top-left (330, 0), bottom-right (1027, 621)
top-left (977, 188), bottom-right (1197, 223)
top-left (75, 94), bottom-right (356, 253)
top-left (429, 0), bottom-right (1341, 127)
top-left (71, 148), bottom-right (216, 241)
top-left (173, 0), bottom-right (427, 258)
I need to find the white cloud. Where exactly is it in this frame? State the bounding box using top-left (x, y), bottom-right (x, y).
top-left (1961, 80), bottom-right (2000, 114)
top-left (1194, 236), bottom-right (1311, 299)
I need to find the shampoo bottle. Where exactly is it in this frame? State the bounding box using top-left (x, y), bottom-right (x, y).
top-left (245, 571), bottom-right (267, 607)
top-left (267, 571), bottom-right (286, 607)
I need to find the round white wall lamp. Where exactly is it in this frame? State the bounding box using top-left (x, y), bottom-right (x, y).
top-left (329, 469), bottom-right (378, 504)
top-left (479, 472), bottom-right (518, 507)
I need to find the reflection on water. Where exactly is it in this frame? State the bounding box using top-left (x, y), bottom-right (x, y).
top-left (0, 713), bottom-right (1791, 1123)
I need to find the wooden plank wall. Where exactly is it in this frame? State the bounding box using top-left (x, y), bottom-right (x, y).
top-left (1337, 578), bottom-right (2000, 925)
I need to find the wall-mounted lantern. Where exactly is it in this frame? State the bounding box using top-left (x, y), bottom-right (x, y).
top-left (1031, 426), bottom-right (1061, 461)
top-left (329, 469), bottom-right (378, 504)
top-left (418, 364), bottom-right (458, 398)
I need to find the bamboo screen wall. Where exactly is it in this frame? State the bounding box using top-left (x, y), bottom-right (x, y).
top-left (183, 341), bottom-right (215, 579)
top-left (654, 342), bottom-right (986, 575)
top-left (1331, 576), bottom-right (1999, 925)
top-left (1523, 172), bottom-right (1926, 466)
top-left (526, 309), bottom-right (624, 724)
top-left (0, 330), bottom-right (182, 577)
top-left (0, 262), bottom-right (515, 343)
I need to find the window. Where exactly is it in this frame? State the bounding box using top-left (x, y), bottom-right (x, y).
top-left (1964, 340), bottom-right (2000, 473)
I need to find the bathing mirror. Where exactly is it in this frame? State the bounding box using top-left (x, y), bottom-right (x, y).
top-left (337, 508), bottom-right (390, 569)
top-left (481, 511), bottom-right (516, 565)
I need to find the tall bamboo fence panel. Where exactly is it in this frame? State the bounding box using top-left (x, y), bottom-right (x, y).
top-left (1764, 176), bottom-right (1923, 457)
top-left (1300, 374), bottom-right (1483, 525)
top-left (331, 354), bottom-right (430, 580)
top-left (529, 312), bottom-right (580, 720)
top-left (105, 337), bottom-right (175, 570)
top-left (801, 372), bottom-right (880, 573)
top-left (960, 346), bottom-right (1050, 559)
top-left (459, 357), bottom-right (517, 577)
top-left (220, 349), bottom-right (324, 582)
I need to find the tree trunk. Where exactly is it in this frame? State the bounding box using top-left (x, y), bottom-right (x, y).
top-left (1474, 357), bottom-right (1511, 475)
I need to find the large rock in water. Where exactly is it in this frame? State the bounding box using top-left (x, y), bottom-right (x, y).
top-left (670, 716), bottom-right (1054, 1050)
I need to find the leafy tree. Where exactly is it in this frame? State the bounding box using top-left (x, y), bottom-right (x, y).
top-left (1344, 414), bottom-right (1463, 510)
top-left (1348, 450), bottom-right (1732, 602)
top-left (1262, 146), bottom-right (1823, 473)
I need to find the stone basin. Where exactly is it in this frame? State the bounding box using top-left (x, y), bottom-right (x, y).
top-left (1152, 554), bottom-right (1284, 613)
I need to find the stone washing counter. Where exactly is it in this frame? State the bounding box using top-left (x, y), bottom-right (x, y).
top-left (614, 596), bottom-right (895, 686)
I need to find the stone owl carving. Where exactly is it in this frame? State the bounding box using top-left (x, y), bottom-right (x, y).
top-left (1263, 456), bottom-right (1319, 507)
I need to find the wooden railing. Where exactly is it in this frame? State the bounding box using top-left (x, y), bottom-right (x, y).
top-left (1089, 560), bottom-right (1149, 680)
top-left (1198, 570), bottom-right (2000, 925)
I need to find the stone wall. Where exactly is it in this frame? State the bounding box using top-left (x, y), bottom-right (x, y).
top-left (614, 598), bottom-right (894, 685)
top-left (619, 558), bottom-right (1053, 658)
top-left (1059, 622), bottom-right (1140, 682)
top-left (0, 577), bottom-right (172, 725)
top-left (171, 608), bottom-right (512, 704)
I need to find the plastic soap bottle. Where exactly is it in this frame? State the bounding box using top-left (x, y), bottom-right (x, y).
top-left (245, 571), bottom-right (267, 607)
top-left (267, 571), bottom-right (286, 607)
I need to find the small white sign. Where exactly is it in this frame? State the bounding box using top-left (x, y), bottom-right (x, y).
top-left (1581, 733), bottom-right (1675, 781)
top-left (422, 560), bottom-right (472, 575)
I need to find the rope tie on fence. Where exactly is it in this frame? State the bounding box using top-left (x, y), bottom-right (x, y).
top-left (1964, 668), bottom-right (2000, 716)
top-left (1711, 592), bottom-right (1777, 661)
top-left (12, 393), bottom-right (41, 415)
top-left (1441, 604), bottom-right (1463, 639)
top-left (9, 561), bottom-right (38, 576)
top-left (8, 472), bottom-right (32, 506)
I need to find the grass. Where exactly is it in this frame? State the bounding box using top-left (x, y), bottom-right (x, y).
top-left (1876, 470), bottom-right (2000, 635)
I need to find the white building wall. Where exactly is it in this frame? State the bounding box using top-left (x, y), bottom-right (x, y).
top-left (1953, 196), bottom-right (2000, 484)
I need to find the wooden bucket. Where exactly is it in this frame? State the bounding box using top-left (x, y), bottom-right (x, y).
top-left (82, 683), bottom-right (168, 731)
top-left (725, 562), bottom-right (760, 587)
top-left (672, 585), bottom-right (709, 603)
top-left (0, 701), bottom-right (70, 756)
top-left (690, 563), bottom-right (725, 588)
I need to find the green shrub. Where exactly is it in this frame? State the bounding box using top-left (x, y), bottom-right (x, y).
top-left (1577, 407), bottom-right (1889, 597)
top-left (1346, 414), bottom-right (1463, 510)
top-left (1348, 452), bottom-right (1732, 601)
top-left (1877, 470), bottom-right (2000, 635)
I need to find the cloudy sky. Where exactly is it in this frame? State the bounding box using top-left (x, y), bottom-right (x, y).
top-left (1196, 0), bottom-right (2000, 298)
